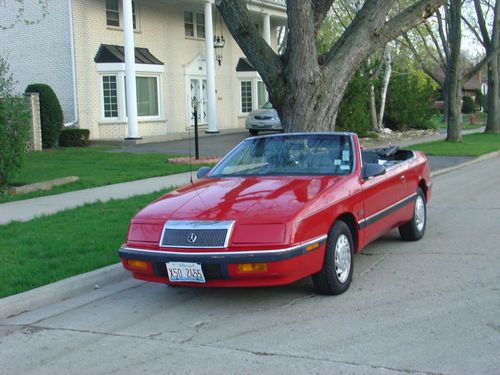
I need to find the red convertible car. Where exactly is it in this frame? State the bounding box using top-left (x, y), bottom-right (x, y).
top-left (119, 133), bottom-right (431, 294)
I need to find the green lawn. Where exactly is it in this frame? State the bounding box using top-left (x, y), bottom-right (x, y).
top-left (2, 147), bottom-right (194, 203)
top-left (0, 189), bottom-right (169, 298)
top-left (411, 133), bottom-right (500, 157)
top-left (430, 113), bottom-right (485, 130)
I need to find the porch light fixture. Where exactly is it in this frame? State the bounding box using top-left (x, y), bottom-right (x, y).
top-left (214, 10), bottom-right (225, 66)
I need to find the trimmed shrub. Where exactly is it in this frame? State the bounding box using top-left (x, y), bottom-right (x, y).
top-left (0, 58), bottom-right (31, 194)
top-left (462, 96), bottom-right (474, 114)
top-left (25, 83), bottom-right (63, 148)
top-left (336, 71), bottom-right (371, 137)
top-left (59, 128), bottom-right (90, 147)
top-left (385, 70), bottom-right (438, 131)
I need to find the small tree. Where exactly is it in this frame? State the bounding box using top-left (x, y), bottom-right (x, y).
top-left (0, 58), bottom-right (30, 194)
top-left (462, 96), bottom-right (474, 114)
top-left (25, 84), bottom-right (63, 148)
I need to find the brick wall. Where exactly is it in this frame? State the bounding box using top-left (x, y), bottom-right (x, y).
top-left (0, 1), bottom-right (75, 124)
top-left (25, 93), bottom-right (42, 152)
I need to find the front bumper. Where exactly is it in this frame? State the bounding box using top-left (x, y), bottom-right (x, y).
top-left (118, 235), bottom-right (327, 287)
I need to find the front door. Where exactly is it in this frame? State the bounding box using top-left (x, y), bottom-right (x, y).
top-left (189, 78), bottom-right (208, 125)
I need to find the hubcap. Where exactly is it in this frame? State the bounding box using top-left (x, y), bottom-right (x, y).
top-left (415, 196), bottom-right (425, 232)
top-left (334, 234), bottom-right (351, 283)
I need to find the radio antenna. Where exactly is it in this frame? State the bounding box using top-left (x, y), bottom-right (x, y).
top-left (188, 102), bottom-right (195, 184)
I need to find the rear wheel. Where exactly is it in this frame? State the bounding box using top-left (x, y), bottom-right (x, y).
top-left (249, 129), bottom-right (259, 136)
top-left (399, 187), bottom-right (426, 241)
top-left (312, 221), bottom-right (354, 295)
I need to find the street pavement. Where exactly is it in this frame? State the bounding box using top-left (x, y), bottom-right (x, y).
top-left (0, 152), bottom-right (499, 374)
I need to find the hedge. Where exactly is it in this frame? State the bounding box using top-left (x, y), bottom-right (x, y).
top-left (59, 129), bottom-right (90, 147)
top-left (25, 83), bottom-right (63, 148)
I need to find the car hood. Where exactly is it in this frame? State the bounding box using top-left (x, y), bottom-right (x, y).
top-left (249, 108), bottom-right (278, 117)
top-left (132, 176), bottom-right (341, 225)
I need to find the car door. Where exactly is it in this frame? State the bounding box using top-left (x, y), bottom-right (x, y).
top-left (360, 162), bottom-right (410, 245)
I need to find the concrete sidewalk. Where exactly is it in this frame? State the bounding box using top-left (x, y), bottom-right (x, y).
top-left (0, 172), bottom-right (193, 225)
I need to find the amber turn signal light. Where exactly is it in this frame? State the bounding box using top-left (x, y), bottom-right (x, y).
top-left (127, 259), bottom-right (149, 271)
top-left (306, 242), bottom-right (320, 252)
top-left (237, 263), bottom-right (268, 272)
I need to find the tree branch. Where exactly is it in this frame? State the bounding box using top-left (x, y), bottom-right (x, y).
top-left (473, 0), bottom-right (491, 47)
top-left (216, 0), bottom-right (285, 94)
top-left (463, 47), bottom-right (500, 81)
top-left (312, 0), bottom-right (335, 33)
top-left (376, 0), bottom-right (445, 49)
top-left (461, 15), bottom-right (485, 47)
top-left (436, 10), bottom-right (450, 63)
top-left (416, 24), bottom-right (444, 66)
top-left (402, 33), bottom-right (443, 85)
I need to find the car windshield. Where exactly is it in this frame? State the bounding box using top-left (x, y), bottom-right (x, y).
top-left (209, 134), bottom-right (354, 177)
top-left (260, 101), bottom-right (274, 109)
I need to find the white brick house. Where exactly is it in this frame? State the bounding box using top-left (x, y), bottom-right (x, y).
top-left (0, 0), bottom-right (286, 140)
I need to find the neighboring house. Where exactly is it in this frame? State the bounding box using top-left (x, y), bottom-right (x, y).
top-left (0, 0), bottom-right (286, 140)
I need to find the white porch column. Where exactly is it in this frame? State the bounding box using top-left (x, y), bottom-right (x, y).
top-left (263, 13), bottom-right (271, 45)
top-left (204, 1), bottom-right (219, 133)
top-left (123, 0), bottom-right (140, 139)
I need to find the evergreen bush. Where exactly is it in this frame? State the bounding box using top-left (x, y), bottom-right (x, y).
top-left (0, 58), bottom-right (31, 194)
top-left (336, 71), bottom-right (371, 137)
top-left (25, 83), bottom-right (63, 148)
top-left (59, 129), bottom-right (90, 147)
top-left (384, 70), bottom-right (438, 131)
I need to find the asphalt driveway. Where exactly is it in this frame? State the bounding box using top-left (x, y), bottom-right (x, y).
top-left (110, 131), bottom-right (474, 172)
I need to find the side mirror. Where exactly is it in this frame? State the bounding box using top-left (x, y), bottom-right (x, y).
top-left (362, 163), bottom-right (386, 180)
top-left (197, 166), bottom-right (211, 179)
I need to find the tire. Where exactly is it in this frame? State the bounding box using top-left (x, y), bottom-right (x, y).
top-left (399, 187), bottom-right (426, 241)
top-left (312, 221), bottom-right (354, 295)
top-left (249, 129), bottom-right (259, 136)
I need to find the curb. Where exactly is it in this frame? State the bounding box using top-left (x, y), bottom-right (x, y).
top-left (1, 149), bottom-right (499, 320)
top-left (430, 150), bottom-right (500, 178)
top-left (0, 263), bottom-right (127, 320)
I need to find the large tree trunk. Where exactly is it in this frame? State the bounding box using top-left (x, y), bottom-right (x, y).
top-left (446, 0), bottom-right (462, 142)
top-left (216, 0), bottom-right (444, 132)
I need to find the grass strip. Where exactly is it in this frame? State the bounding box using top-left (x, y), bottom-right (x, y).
top-left (410, 133), bottom-right (500, 157)
top-left (2, 147), bottom-right (195, 203)
top-left (0, 189), bottom-right (169, 298)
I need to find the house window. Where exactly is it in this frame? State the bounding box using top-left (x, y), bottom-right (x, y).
top-left (136, 76), bottom-right (159, 116)
top-left (241, 81), bottom-right (253, 113)
top-left (102, 75), bottom-right (119, 118)
top-left (106, 0), bottom-right (120, 27)
top-left (184, 11), bottom-right (205, 39)
top-left (106, 0), bottom-right (138, 29)
top-left (257, 81), bottom-right (267, 108)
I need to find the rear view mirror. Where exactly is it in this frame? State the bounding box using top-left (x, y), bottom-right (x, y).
top-left (362, 163), bottom-right (386, 180)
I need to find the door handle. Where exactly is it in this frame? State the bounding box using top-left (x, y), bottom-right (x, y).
top-left (400, 175), bottom-right (406, 182)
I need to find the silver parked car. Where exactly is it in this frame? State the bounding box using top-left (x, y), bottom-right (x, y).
top-left (245, 101), bottom-right (283, 136)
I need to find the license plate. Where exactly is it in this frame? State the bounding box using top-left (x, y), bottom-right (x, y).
top-left (166, 262), bottom-right (205, 283)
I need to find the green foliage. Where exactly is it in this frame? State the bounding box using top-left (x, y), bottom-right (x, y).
top-left (25, 83), bottom-right (63, 148)
top-left (336, 71), bottom-right (371, 137)
top-left (462, 96), bottom-right (474, 114)
top-left (0, 58), bottom-right (31, 194)
top-left (59, 128), bottom-right (90, 147)
top-left (384, 70), bottom-right (438, 131)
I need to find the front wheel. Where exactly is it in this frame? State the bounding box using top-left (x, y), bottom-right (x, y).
top-left (399, 187), bottom-right (426, 241)
top-left (249, 129), bottom-right (259, 136)
top-left (312, 221), bottom-right (354, 295)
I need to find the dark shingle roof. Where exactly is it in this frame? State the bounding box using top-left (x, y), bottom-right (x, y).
top-left (236, 58), bottom-right (256, 72)
top-left (94, 44), bottom-right (163, 65)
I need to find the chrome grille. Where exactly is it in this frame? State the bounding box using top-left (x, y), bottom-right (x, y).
top-left (255, 115), bottom-right (273, 120)
top-left (159, 220), bottom-right (234, 248)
